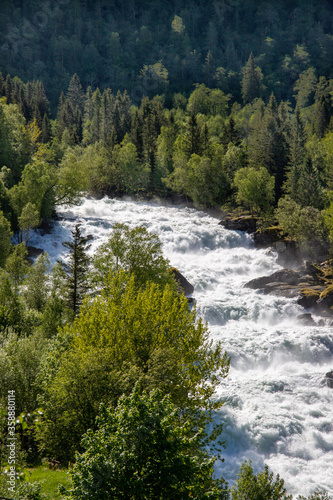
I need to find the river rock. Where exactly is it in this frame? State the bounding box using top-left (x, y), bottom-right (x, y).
top-left (245, 268), bottom-right (329, 309)
top-left (219, 215), bottom-right (258, 233)
top-left (170, 268), bottom-right (194, 296)
top-left (246, 269), bottom-right (303, 292)
top-left (297, 313), bottom-right (316, 326)
top-left (325, 370), bottom-right (333, 388)
top-left (27, 246), bottom-right (44, 260)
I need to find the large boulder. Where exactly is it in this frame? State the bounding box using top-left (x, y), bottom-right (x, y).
top-left (297, 287), bottom-right (322, 308)
top-left (325, 370), bottom-right (333, 388)
top-left (219, 215), bottom-right (258, 233)
top-left (245, 269), bottom-right (303, 293)
top-left (170, 268), bottom-right (194, 296)
top-left (245, 268), bottom-right (328, 306)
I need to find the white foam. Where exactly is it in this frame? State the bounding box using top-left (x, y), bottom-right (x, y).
top-left (30, 197), bottom-right (333, 497)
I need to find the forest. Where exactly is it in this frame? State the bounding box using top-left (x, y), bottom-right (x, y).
top-left (1, 0), bottom-right (333, 498)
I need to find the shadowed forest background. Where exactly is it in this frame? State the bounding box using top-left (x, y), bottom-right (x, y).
top-left (1, 1), bottom-right (333, 498)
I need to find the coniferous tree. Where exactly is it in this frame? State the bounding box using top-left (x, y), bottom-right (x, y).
top-left (241, 53), bottom-right (263, 104)
top-left (5, 74), bottom-right (12, 104)
top-left (185, 111), bottom-right (202, 157)
top-left (61, 223), bottom-right (91, 315)
top-left (91, 88), bottom-right (102, 143)
top-left (0, 72), bottom-right (4, 97)
top-left (284, 108), bottom-right (307, 200)
top-left (248, 94), bottom-right (289, 200)
top-left (221, 116), bottom-right (241, 148)
top-left (313, 94), bottom-right (331, 138)
top-left (41, 113), bottom-right (51, 143)
top-left (130, 110), bottom-right (143, 160)
top-left (297, 157), bottom-right (323, 209)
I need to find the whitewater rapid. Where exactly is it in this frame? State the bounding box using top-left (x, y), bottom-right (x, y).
top-left (30, 197), bottom-right (333, 497)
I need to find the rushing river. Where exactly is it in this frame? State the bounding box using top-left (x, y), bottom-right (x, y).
top-left (30, 197), bottom-right (333, 497)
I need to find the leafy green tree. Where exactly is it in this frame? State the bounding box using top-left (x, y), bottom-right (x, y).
top-left (0, 331), bottom-right (48, 414)
top-left (233, 166), bottom-right (275, 214)
top-left (92, 223), bottom-right (174, 291)
top-left (231, 461), bottom-right (292, 500)
top-left (61, 224), bottom-right (91, 315)
top-left (296, 157), bottom-right (324, 209)
top-left (140, 60), bottom-right (169, 95)
top-left (0, 210), bottom-right (12, 267)
top-left (5, 242), bottom-right (29, 289)
top-left (183, 151), bottom-right (230, 207)
top-left (67, 386), bottom-right (228, 500)
top-left (293, 67), bottom-right (317, 108)
top-left (17, 201), bottom-right (40, 242)
top-left (110, 137), bottom-right (150, 194)
top-left (38, 273), bottom-right (229, 463)
top-left (0, 97), bottom-right (31, 181)
top-left (0, 270), bottom-right (22, 334)
top-left (187, 84), bottom-right (229, 117)
top-left (298, 489), bottom-right (333, 500)
top-left (276, 196), bottom-right (327, 252)
top-left (22, 253), bottom-right (50, 312)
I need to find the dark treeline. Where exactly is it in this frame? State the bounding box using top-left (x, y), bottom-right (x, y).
top-left (1, 0), bottom-right (333, 111)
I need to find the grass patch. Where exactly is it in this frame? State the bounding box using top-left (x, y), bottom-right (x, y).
top-left (25, 465), bottom-right (72, 499)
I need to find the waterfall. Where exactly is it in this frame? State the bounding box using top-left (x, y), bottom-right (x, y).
top-left (30, 197), bottom-right (333, 497)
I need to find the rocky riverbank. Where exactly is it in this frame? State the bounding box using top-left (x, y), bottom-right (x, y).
top-left (219, 214), bottom-right (333, 318)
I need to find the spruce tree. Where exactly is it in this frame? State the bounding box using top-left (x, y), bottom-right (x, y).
top-left (61, 223), bottom-right (91, 315)
top-left (284, 108), bottom-right (307, 200)
top-left (221, 116), bottom-right (241, 148)
top-left (185, 111), bottom-right (202, 157)
top-left (313, 94), bottom-right (331, 138)
top-left (0, 72), bottom-right (4, 97)
top-left (241, 52), bottom-right (263, 104)
top-left (5, 74), bottom-right (12, 104)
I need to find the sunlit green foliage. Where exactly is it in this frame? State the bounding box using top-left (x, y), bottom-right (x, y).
top-left (234, 166), bottom-right (275, 214)
top-left (38, 272), bottom-right (229, 462)
top-left (231, 461), bottom-right (292, 500)
top-left (67, 386), bottom-right (228, 500)
top-left (93, 223), bottom-right (174, 290)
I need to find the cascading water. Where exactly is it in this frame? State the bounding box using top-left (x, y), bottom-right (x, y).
top-left (30, 197), bottom-right (333, 497)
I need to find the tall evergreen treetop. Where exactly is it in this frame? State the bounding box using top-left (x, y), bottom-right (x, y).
top-left (241, 53), bottom-right (263, 104)
top-left (61, 223), bottom-right (91, 315)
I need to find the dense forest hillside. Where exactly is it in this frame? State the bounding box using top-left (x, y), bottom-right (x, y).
top-left (1, 1), bottom-right (333, 498)
top-left (1, 0), bottom-right (333, 110)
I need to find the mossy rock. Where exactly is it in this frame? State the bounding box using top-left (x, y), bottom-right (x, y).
top-left (319, 284), bottom-right (333, 301)
top-left (298, 288), bottom-right (321, 308)
top-left (300, 288), bottom-right (321, 298)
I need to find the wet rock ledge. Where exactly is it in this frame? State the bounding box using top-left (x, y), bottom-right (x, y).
top-left (244, 259), bottom-right (333, 319)
top-left (219, 214), bottom-right (333, 317)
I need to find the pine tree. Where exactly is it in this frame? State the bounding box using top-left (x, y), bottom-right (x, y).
top-left (67, 73), bottom-right (84, 114)
top-left (185, 111), bottom-right (202, 157)
top-left (297, 157), bottom-right (323, 209)
top-left (221, 116), bottom-right (241, 148)
top-left (284, 108), bottom-right (307, 200)
top-left (101, 88), bottom-right (114, 146)
top-left (5, 74), bottom-right (12, 104)
top-left (203, 50), bottom-right (215, 87)
top-left (41, 113), bottom-right (52, 143)
top-left (130, 110), bottom-right (143, 160)
top-left (0, 72), bottom-right (4, 97)
top-left (61, 224), bottom-right (91, 315)
top-left (91, 88), bottom-right (102, 143)
top-left (241, 53), bottom-right (263, 104)
top-left (248, 94), bottom-right (289, 200)
top-left (313, 94), bottom-right (331, 138)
